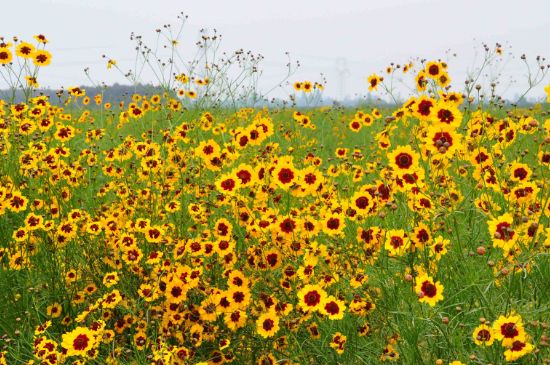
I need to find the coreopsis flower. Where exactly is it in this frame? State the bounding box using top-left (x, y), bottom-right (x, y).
top-left (7, 191), bottom-right (28, 213)
top-left (256, 311), bottom-right (280, 338)
top-left (425, 61), bottom-right (443, 78)
top-left (102, 272), bottom-right (120, 288)
top-left (296, 166), bottom-right (324, 195)
top-left (488, 213), bottom-right (518, 250)
top-left (101, 289), bottom-right (122, 309)
top-left (54, 125), bottom-right (75, 143)
top-left (509, 182), bottom-right (539, 204)
top-left (492, 313), bottom-right (526, 347)
top-left (46, 302), bottom-right (62, 318)
top-left (424, 125), bottom-right (462, 158)
top-left (415, 273), bottom-right (444, 306)
top-left (198, 296), bottom-right (220, 322)
top-left (384, 229), bottom-right (410, 256)
top-left (350, 190), bottom-right (375, 216)
top-left (411, 223), bottom-right (432, 249)
top-left (367, 74), bottom-right (382, 91)
top-left (472, 324), bottom-right (494, 346)
top-left (16, 42), bottom-right (35, 58)
top-left (24, 212), bottom-right (44, 230)
top-left (25, 75), bottom-right (39, 88)
top-left (216, 173), bottom-right (241, 195)
top-left (293, 81), bottom-right (302, 91)
top-left (380, 344), bottom-right (399, 361)
top-left (228, 286), bottom-right (251, 310)
top-left (224, 310), bottom-right (247, 331)
top-left (413, 95), bottom-right (436, 121)
top-left (257, 353), bottom-right (277, 365)
top-left (34, 34), bottom-right (48, 44)
top-left (329, 332), bottom-right (346, 354)
top-left (320, 296), bottom-right (346, 320)
top-left (503, 339), bottom-right (534, 361)
top-left (107, 59), bottom-right (116, 69)
top-left (348, 118), bottom-right (362, 132)
top-left (297, 284), bottom-right (327, 312)
top-left (436, 72), bottom-right (451, 87)
top-left (214, 218), bottom-right (233, 239)
top-left (321, 212), bottom-right (346, 236)
top-left (415, 70), bottom-right (428, 91)
top-left (272, 157), bottom-right (298, 190)
top-left (233, 163), bottom-right (255, 187)
top-left (429, 236), bottom-right (450, 260)
top-left (61, 326), bottom-right (97, 357)
top-left (431, 102), bottom-right (462, 129)
top-left (302, 81), bottom-right (313, 92)
top-left (0, 46), bottom-right (13, 64)
top-left (137, 283), bottom-right (159, 302)
top-left (388, 145), bottom-right (420, 172)
top-left (509, 162), bottom-right (532, 182)
top-left (32, 50), bottom-right (52, 66)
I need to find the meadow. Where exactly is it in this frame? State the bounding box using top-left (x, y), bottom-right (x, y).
top-left (0, 26), bottom-right (549, 365)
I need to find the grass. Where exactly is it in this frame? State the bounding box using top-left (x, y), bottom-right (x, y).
top-left (0, 44), bottom-right (549, 365)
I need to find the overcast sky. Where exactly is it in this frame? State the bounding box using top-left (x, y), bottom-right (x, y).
top-left (2, 0), bottom-right (550, 101)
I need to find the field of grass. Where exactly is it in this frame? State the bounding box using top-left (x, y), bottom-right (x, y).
top-left (0, 34), bottom-right (549, 365)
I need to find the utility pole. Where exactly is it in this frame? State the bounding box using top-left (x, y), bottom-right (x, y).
top-left (335, 57), bottom-right (350, 100)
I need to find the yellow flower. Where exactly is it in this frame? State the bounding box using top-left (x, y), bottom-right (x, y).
top-left (415, 273), bottom-right (444, 306)
top-left (367, 73), bottom-right (382, 91)
top-left (472, 324), bottom-right (494, 346)
top-left (16, 42), bottom-right (35, 58)
top-left (384, 229), bottom-right (410, 256)
top-left (47, 302), bottom-right (62, 318)
top-left (431, 102), bottom-right (462, 129)
top-left (488, 213), bottom-right (518, 251)
top-left (329, 332), bottom-right (347, 354)
top-left (297, 284), bottom-right (327, 312)
top-left (388, 145), bottom-right (420, 172)
top-left (107, 59), bottom-right (116, 69)
top-left (61, 326), bottom-right (97, 357)
top-left (425, 61), bottom-right (443, 78)
top-left (25, 76), bottom-right (39, 88)
top-left (256, 311), bottom-right (280, 338)
top-left (33, 34), bottom-right (48, 44)
top-left (102, 272), bottom-right (119, 288)
top-left (0, 48), bottom-right (13, 64)
top-left (503, 339), bottom-right (534, 362)
top-left (320, 296), bottom-right (346, 320)
top-left (32, 50), bottom-right (52, 67)
top-left (492, 313), bottom-right (526, 347)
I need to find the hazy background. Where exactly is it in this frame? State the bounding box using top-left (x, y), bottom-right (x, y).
top-left (3, 0), bottom-right (550, 102)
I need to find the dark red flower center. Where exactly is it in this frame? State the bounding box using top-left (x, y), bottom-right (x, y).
top-left (72, 334), bottom-right (90, 351)
top-left (501, 322), bottom-right (519, 338)
top-left (396, 153), bottom-right (413, 169)
top-left (476, 329), bottom-right (491, 341)
top-left (304, 290), bottom-right (321, 306)
top-left (324, 301), bottom-right (340, 315)
top-left (262, 319), bottom-right (275, 331)
top-left (278, 168), bottom-right (294, 184)
top-left (421, 280), bottom-right (437, 298)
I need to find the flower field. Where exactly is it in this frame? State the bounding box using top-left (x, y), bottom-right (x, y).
top-left (0, 31), bottom-right (549, 365)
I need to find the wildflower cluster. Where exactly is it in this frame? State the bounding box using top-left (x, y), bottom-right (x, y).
top-left (0, 32), bottom-right (549, 365)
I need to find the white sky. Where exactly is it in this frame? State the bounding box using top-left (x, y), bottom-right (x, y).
top-left (2, 0), bottom-right (550, 101)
